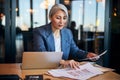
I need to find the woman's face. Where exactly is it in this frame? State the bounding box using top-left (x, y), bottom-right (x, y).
top-left (50, 10), bottom-right (67, 30)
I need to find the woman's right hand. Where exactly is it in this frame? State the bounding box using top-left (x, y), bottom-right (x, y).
top-left (60, 59), bottom-right (80, 69)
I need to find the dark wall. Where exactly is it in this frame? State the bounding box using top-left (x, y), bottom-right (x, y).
top-left (110, 0), bottom-right (120, 74)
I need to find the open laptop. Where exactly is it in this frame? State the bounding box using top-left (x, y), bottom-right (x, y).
top-left (21, 52), bottom-right (63, 70)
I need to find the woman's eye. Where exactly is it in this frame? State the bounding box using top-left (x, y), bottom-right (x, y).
top-left (63, 17), bottom-right (67, 20)
top-left (56, 16), bottom-right (67, 20)
top-left (56, 17), bottom-right (60, 19)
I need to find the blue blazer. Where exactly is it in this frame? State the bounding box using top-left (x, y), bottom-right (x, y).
top-left (33, 23), bottom-right (87, 60)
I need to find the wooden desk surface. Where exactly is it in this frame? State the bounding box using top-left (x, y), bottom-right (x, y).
top-left (0, 63), bottom-right (120, 80)
top-left (0, 63), bottom-right (22, 78)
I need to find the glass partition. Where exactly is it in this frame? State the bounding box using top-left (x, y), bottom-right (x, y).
top-left (15, 0), bottom-right (55, 62)
top-left (71, 0), bottom-right (105, 58)
top-left (0, 0), bottom-right (107, 63)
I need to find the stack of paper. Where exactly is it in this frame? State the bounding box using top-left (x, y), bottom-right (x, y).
top-left (93, 64), bottom-right (115, 72)
top-left (48, 63), bottom-right (103, 80)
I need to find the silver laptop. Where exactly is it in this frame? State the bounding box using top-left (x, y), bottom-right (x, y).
top-left (21, 52), bottom-right (63, 70)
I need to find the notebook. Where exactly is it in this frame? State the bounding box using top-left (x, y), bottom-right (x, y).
top-left (21, 52), bottom-right (63, 70)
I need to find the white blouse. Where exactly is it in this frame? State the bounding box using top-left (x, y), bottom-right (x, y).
top-left (53, 33), bottom-right (61, 52)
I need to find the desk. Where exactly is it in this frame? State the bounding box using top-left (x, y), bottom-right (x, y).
top-left (0, 63), bottom-right (120, 80)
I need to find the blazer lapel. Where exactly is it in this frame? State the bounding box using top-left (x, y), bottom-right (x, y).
top-left (61, 29), bottom-right (68, 52)
top-left (45, 24), bottom-right (55, 51)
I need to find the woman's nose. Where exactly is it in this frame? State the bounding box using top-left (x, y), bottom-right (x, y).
top-left (59, 19), bottom-right (63, 23)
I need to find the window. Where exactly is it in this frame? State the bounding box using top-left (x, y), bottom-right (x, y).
top-left (71, 0), bottom-right (105, 54)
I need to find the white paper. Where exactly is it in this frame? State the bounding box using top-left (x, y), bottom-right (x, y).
top-left (82, 50), bottom-right (107, 61)
top-left (48, 63), bottom-right (103, 80)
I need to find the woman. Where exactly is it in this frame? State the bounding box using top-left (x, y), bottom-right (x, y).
top-left (33, 4), bottom-right (98, 69)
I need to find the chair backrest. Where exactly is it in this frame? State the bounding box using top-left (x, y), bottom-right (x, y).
top-left (22, 31), bottom-right (33, 51)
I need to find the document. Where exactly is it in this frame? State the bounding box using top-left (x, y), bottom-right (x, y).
top-left (81, 50), bottom-right (107, 61)
top-left (48, 63), bottom-right (103, 80)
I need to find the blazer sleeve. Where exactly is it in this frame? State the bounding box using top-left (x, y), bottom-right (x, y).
top-left (67, 29), bottom-right (88, 61)
top-left (33, 27), bottom-right (47, 51)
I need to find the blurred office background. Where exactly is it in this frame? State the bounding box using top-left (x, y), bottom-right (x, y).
top-left (0, 0), bottom-right (120, 73)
